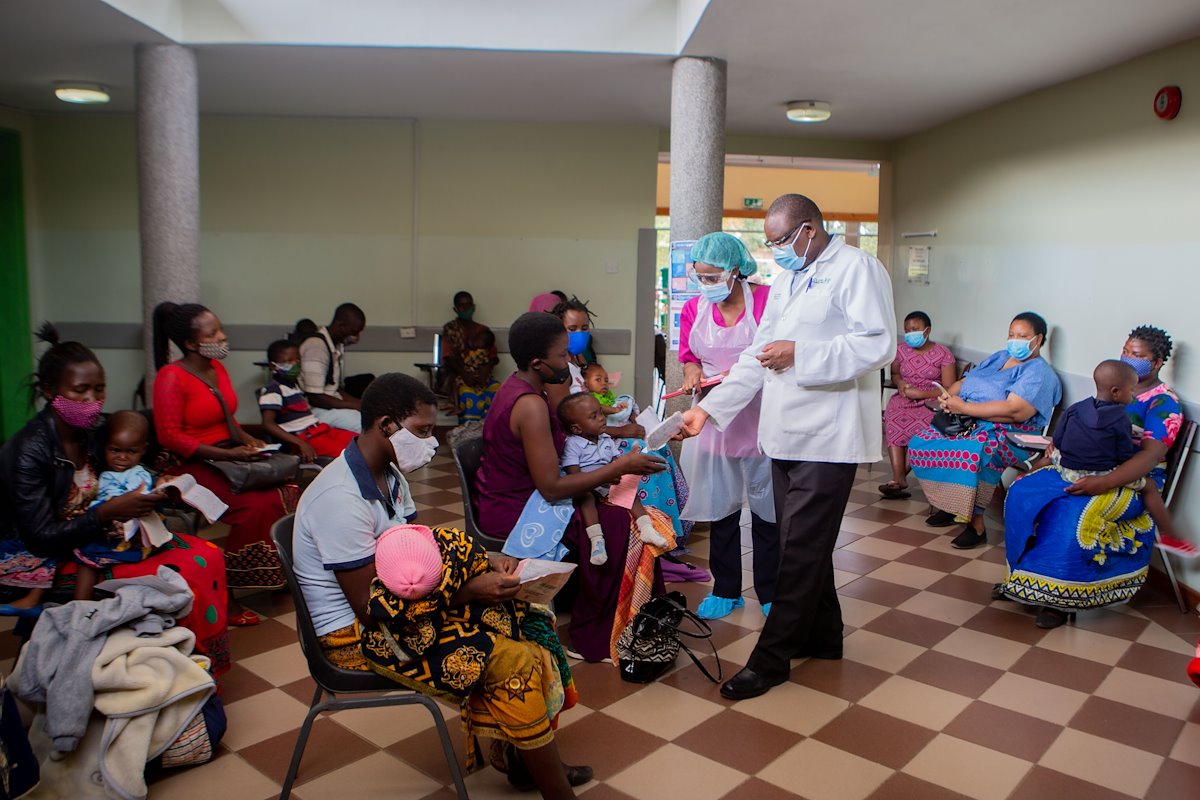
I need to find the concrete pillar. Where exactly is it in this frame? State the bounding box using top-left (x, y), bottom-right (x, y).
top-left (665, 57), bottom-right (726, 411)
top-left (136, 43), bottom-right (200, 388)
top-left (668, 56), bottom-right (726, 242)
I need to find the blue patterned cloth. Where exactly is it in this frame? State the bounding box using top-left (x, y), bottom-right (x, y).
top-left (500, 489), bottom-right (575, 562)
top-left (615, 438), bottom-right (692, 543)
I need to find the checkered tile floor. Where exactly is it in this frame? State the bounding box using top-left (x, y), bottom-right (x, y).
top-left (21, 451), bottom-right (1195, 799)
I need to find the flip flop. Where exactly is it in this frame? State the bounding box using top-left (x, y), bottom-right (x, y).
top-left (228, 609), bottom-right (261, 627)
top-left (878, 482), bottom-right (912, 500)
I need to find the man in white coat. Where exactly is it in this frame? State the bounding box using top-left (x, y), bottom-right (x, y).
top-left (680, 194), bottom-right (896, 700)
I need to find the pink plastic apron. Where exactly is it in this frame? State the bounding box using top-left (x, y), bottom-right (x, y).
top-left (680, 281), bottom-right (775, 522)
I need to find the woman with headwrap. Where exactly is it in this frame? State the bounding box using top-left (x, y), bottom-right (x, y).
top-left (677, 232), bottom-right (779, 619)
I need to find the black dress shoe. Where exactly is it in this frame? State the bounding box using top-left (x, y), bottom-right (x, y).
top-left (506, 758), bottom-right (594, 791)
top-left (950, 526), bottom-right (987, 549)
top-left (925, 510), bottom-right (957, 527)
top-left (1035, 606), bottom-right (1076, 629)
top-left (720, 667), bottom-right (786, 700)
top-left (991, 583), bottom-right (1010, 601)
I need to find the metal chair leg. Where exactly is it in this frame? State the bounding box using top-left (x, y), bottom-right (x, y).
top-left (416, 695), bottom-right (469, 799)
top-left (1156, 541), bottom-right (1191, 613)
top-left (279, 687), bottom-right (325, 799)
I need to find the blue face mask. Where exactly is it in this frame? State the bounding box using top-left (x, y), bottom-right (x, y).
top-left (1007, 338), bottom-right (1034, 361)
top-left (904, 330), bottom-right (928, 348)
top-left (567, 330), bottom-right (591, 356)
top-left (698, 281), bottom-right (733, 304)
top-left (1121, 355), bottom-right (1153, 379)
top-left (771, 225), bottom-right (813, 271)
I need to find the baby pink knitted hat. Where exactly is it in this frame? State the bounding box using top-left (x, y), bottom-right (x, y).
top-left (375, 525), bottom-right (443, 600)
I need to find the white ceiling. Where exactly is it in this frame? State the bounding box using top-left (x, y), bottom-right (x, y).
top-left (2, 0), bottom-right (1199, 140)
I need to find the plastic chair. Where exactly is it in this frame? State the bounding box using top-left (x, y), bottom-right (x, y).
top-left (449, 435), bottom-right (509, 552)
top-left (1158, 419), bottom-right (1197, 613)
top-left (270, 516), bottom-right (468, 799)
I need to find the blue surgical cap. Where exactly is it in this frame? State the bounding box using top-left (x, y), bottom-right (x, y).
top-left (689, 232), bottom-right (758, 277)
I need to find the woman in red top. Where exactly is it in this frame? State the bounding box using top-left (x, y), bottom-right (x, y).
top-left (152, 302), bottom-right (287, 626)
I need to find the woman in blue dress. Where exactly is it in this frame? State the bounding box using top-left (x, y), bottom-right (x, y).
top-left (999, 326), bottom-right (1183, 628)
top-left (908, 312), bottom-right (1062, 549)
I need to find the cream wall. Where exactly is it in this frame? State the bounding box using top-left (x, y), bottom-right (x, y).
top-left (23, 115), bottom-right (658, 418)
top-left (655, 163), bottom-right (879, 217)
top-left (890, 36), bottom-right (1200, 591)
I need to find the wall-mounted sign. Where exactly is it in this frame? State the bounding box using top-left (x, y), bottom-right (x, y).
top-left (907, 245), bottom-right (930, 285)
top-left (743, 197), bottom-right (763, 210)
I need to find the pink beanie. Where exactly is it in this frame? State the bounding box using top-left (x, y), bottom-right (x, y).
top-left (529, 293), bottom-right (560, 313)
top-left (375, 525), bottom-right (443, 600)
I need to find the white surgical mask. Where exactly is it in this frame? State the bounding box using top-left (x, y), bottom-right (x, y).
top-left (389, 426), bottom-right (438, 472)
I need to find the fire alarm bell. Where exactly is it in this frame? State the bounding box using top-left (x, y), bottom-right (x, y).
top-left (1154, 86), bottom-right (1182, 120)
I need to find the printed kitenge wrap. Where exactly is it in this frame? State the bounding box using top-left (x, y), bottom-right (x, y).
top-left (998, 383), bottom-right (1183, 610)
top-left (350, 526), bottom-right (575, 770)
top-left (442, 320), bottom-right (500, 424)
top-left (908, 420), bottom-right (1039, 519)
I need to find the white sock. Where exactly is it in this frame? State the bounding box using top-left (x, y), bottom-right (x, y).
top-left (635, 515), bottom-right (668, 547)
top-left (586, 524), bottom-right (607, 565)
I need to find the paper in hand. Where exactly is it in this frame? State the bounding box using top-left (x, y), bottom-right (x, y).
top-left (607, 473), bottom-right (641, 510)
top-left (645, 412), bottom-right (684, 451)
top-left (513, 558), bottom-right (576, 604)
top-left (157, 474), bottom-right (229, 523)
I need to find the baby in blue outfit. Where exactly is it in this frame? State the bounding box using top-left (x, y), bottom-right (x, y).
top-left (558, 393), bottom-right (667, 566)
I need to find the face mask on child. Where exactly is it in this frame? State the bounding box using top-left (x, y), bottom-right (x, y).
top-left (272, 362), bottom-right (301, 382)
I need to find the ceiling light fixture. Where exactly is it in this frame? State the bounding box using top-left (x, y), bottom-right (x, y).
top-left (54, 83), bottom-right (110, 105)
top-left (786, 100), bottom-right (831, 123)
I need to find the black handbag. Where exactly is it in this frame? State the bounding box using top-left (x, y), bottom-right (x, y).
top-left (616, 591), bottom-right (722, 684)
top-left (931, 409), bottom-right (977, 438)
top-left (175, 364), bottom-right (300, 493)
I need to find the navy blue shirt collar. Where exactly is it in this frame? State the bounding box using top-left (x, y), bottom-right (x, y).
top-left (343, 438), bottom-right (402, 517)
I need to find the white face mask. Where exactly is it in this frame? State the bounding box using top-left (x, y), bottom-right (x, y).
top-left (389, 426), bottom-right (438, 472)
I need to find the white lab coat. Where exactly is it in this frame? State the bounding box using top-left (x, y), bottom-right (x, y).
top-left (699, 236), bottom-right (896, 464)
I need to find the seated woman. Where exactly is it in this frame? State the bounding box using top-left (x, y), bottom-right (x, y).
top-left (550, 297), bottom-right (693, 543)
top-left (0, 325), bottom-right (230, 674)
top-left (909, 312), bottom-right (1062, 549)
top-left (440, 291), bottom-right (500, 424)
top-left (292, 374), bottom-right (589, 797)
top-left (151, 302), bottom-right (288, 626)
top-left (999, 326), bottom-right (1183, 628)
top-left (880, 311), bottom-right (956, 499)
top-left (474, 313), bottom-right (670, 662)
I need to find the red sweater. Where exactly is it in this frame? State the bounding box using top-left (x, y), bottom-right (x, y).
top-left (153, 361), bottom-right (238, 458)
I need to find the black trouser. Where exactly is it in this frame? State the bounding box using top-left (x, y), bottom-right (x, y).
top-left (709, 510), bottom-right (780, 605)
top-left (746, 460), bottom-right (858, 679)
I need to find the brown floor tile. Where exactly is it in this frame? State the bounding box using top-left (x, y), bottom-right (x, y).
top-left (661, 655), bottom-right (739, 706)
top-left (1008, 646), bottom-right (1115, 694)
top-left (1131, 604), bottom-right (1200, 637)
top-left (862, 609), bottom-right (957, 649)
top-left (847, 506), bottom-right (911, 524)
top-left (833, 549), bottom-right (891, 575)
top-left (1068, 696), bottom-right (1185, 756)
top-left (898, 651), bottom-right (1004, 699)
top-left (1013, 765), bottom-right (1139, 800)
top-left (812, 705), bottom-right (938, 769)
top-left (1073, 608), bottom-right (1152, 641)
top-left (871, 526), bottom-right (940, 548)
top-left (219, 663), bottom-right (276, 705)
top-left (386, 722), bottom-right (470, 784)
top-left (419, 474), bottom-right (464, 490)
top-left (417, 788), bottom-right (469, 800)
top-left (898, 547), bottom-right (971, 573)
top-left (1116, 642), bottom-right (1193, 682)
top-left (565, 785), bottom-right (641, 800)
top-left (240, 717), bottom-right (377, 785)
top-left (925, 574), bottom-right (994, 603)
top-left (849, 489), bottom-right (883, 506)
top-left (840, 576), bottom-right (921, 607)
top-left (705, 618), bottom-right (763, 651)
top-left (790, 656), bottom-right (892, 703)
top-left (962, 605), bottom-right (1049, 645)
top-left (279, 675), bottom-right (319, 706)
top-left (836, 530), bottom-right (864, 548)
top-left (716, 777), bottom-right (805, 800)
top-left (976, 546), bottom-right (1008, 565)
top-left (237, 589), bottom-right (295, 618)
top-left (867, 771), bottom-right (972, 800)
top-left (414, 506), bottom-right (468, 526)
top-left (552, 712), bottom-right (668, 780)
top-left (674, 709), bottom-right (803, 774)
top-left (942, 701), bottom-right (1064, 761)
top-left (228, 618), bottom-right (300, 659)
top-left (568, 661), bottom-right (645, 710)
top-left (1146, 758), bottom-right (1200, 800)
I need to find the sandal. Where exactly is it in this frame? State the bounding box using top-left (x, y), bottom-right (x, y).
top-left (228, 609), bottom-right (261, 627)
top-left (878, 482), bottom-right (912, 500)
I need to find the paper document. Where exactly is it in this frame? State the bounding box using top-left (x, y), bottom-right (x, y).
top-left (122, 515), bottom-right (174, 547)
top-left (508, 558), bottom-right (576, 604)
top-left (645, 412), bottom-right (685, 451)
top-left (158, 474), bottom-right (229, 523)
top-left (607, 473), bottom-right (642, 510)
top-left (256, 444), bottom-right (282, 452)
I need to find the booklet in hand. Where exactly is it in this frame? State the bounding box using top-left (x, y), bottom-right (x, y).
top-left (645, 412), bottom-right (685, 451)
top-left (489, 554), bottom-right (576, 604)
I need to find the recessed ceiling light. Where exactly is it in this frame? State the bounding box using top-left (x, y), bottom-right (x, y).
top-left (54, 83), bottom-right (110, 105)
top-left (786, 100), bottom-right (831, 123)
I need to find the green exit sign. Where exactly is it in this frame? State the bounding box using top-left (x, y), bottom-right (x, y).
top-left (743, 197), bottom-right (763, 209)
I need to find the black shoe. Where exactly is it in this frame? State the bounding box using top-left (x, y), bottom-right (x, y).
top-left (925, 510), bottom-right (957, 527)
top-left (1035, 606), bottom-right (1076, 629)
top-left (720, 667), bottom-right (786, 700)
top-left (950, 526), bottom-right (987, 549)
top-left (506, 758), bottom-right (594, 792)
top-left (991, 583), bottom-right (1010, 601)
